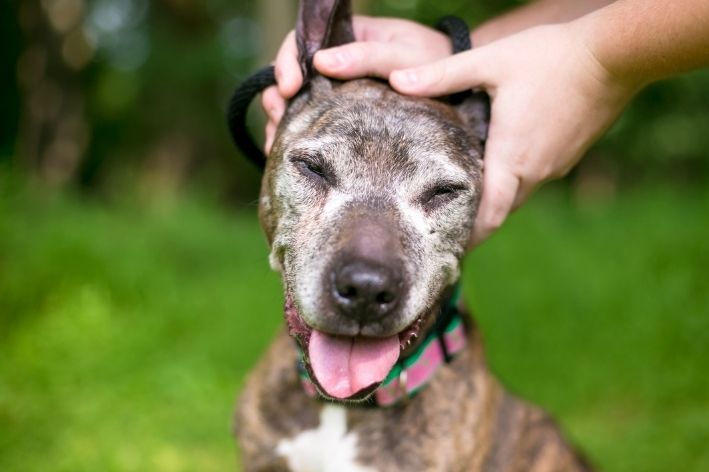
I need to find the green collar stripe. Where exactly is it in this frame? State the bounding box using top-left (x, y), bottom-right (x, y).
top-left (445, 316), bottom-right (461, 333)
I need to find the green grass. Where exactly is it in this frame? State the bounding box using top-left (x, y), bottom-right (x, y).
top-left (0, 182), bottom-right (707, 471)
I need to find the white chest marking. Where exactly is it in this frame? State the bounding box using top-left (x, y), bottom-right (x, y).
top-left (276, 404), bottom-right (377, 472)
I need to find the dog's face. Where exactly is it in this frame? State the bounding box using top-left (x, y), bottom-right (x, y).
top-left (256, 0), bottom-right (488, 401)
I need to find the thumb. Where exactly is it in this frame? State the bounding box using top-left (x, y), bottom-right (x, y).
top-left (468, 145), bottom-right (520, 248)
top-left (389, 48), bottom-right (491, 97)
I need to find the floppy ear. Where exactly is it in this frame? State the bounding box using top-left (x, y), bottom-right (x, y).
top-left (296, 0), bottom-right (355, 81)
top-left (456, 91), bottom-right (491, 150)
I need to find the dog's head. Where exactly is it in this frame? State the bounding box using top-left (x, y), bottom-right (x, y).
top-left (259, 0), bottom-right (488, 401)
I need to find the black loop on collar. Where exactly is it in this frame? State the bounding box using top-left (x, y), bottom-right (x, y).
top-left (435, 15), bottom-right (472, 54)
top-left (226, 16), bottom-right (473, 171)
top-left (226, 65), bottom-right (276, 171)
top-left (435, 16), bottom-right (473, 105)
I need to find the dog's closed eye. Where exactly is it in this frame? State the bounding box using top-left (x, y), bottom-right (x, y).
top-left (419, 182), bottom-right (468, 210)
top-left (290, 152), bottom-right (335, 186)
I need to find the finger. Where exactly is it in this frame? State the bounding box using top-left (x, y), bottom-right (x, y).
top-left (314, 42), bottom-right (438, 80)
top-left (274, 30), bottom-right (302, 98)
top-left (469, 148), bottom-right (520, 248)
top-left (511, 159), bottom-right (574, 209)
top-left (264, 120), bottom-right (277, 155)
top-left (512, 180), bottom-right (538, 210)
top-left (261, 86), bottom-right (286, 124)
top-left (390, 49), bottom-right (491, 97)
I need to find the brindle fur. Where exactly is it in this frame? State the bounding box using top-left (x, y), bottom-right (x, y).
top-left (261, 79), bottom-right (484, 338)
top-left (237, 322), bottom-right (590, 471)
top-left (235, 1), bottom-right (591, 470)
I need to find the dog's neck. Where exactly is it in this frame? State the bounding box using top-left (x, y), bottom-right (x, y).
top-left (295, 283), bottom-right (468, 407)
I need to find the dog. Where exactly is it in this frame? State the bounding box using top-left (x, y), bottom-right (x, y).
top-left (235, 1), bottom-right (591, 470)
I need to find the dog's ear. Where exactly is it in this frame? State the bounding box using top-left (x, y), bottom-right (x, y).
top-left (455, 91), bottom-right (491, 149)
top-left (296, 0), bottom-right (355, 81)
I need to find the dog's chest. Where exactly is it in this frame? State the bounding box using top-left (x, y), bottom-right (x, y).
top-left (237, 333), bottom-right (483, 471)
top-left (276, 404), bottom-right (377, 472)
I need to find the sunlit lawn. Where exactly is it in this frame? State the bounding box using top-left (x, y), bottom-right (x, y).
top-left (1, 180), bottom-right (707, 471)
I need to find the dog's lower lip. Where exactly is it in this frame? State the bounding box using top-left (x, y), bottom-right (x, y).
top-left (318, 382), bottom-right (379, 402)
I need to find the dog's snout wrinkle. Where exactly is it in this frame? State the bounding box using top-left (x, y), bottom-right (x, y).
top-left (332, 259), bottom-right (401, 323)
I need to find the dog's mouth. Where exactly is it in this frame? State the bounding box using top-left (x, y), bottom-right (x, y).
top-left (284, 293), bottom-right (424, 401)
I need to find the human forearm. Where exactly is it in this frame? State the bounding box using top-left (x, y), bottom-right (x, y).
top-left (579, 0), bottom-right (709, 86)
top-left (473, 0), bottom-right (614, 45)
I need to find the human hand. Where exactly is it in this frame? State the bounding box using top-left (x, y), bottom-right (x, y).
top-left (261, 16), bottom-right (452, 153)
top-left (388, 22), bottom-right (640, 246)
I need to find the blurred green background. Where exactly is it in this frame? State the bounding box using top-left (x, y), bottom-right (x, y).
top-left (0, 1), bottom-right (707, 471)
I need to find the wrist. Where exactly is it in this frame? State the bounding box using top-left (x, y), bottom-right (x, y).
top-left (575, 0), bottom-right (709, 84)
top-left (570, 13), bottom-right (649, 97)
top-left (471, 0), bottom-right (615, 47)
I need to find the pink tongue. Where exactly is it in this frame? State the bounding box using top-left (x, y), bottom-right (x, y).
top-left (308, 330), bottom-right (400, 399)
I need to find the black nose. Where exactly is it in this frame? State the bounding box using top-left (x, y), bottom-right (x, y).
top-left (332, 260), bottom-right (401, 322)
